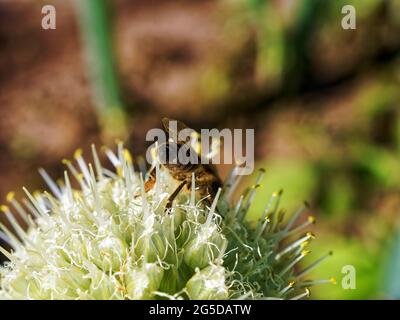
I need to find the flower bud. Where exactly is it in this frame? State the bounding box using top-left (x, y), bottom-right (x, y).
top-left (90, 235), bottom-right (127, 272)
top-left (186, 265), bottom-right (228, 300)
top-left (184, 225), bottom-right (227, 269)
top-left (125, 263), bottom-right (164, 299)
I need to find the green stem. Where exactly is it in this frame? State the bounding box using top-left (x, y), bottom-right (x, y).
top-left (75, 0), bottom-right (126, 138)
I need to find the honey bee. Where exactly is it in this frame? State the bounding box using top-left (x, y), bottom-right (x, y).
top-left (145, 118), bottom-right (222, 211)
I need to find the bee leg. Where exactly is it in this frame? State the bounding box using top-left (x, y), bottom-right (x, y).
top-left (144, 168), bottom-right (156, 192)
top-left (165, 181), bottom-right (187, 213)
top-left (144, 176), bottom-right (156, 193)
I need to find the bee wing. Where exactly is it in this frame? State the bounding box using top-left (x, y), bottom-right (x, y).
top-left (162, 117), bottom-right (199, 145)
top-left (162, 117), bottom-right (188, 136)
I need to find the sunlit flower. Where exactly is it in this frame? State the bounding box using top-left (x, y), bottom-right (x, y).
top-left (0, 143), bottom-right (332, 300)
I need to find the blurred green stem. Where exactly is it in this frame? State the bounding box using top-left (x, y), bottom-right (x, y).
top-left (383, 227), bottom-right (400, 298)
top-left (283, 0), bottom-right (325, 93)
top-left (75, 0), bottom-right (127, 139)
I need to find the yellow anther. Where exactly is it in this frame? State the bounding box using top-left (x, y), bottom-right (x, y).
top-left (306, 232), bottom-right (316, 239)
top-left (308, 216), bottom-right (316, 224)
top-left (191, 131), bottom-right (200, 138)
top-left (62, 159), bottom-right (70, 165)
top-left (330, 277), bottom-right (337, 285)
top-left (0, 205), bottom-right (9, 213)
top-left (33, 191), bottom-right (41, 197)
top-left (6, 192), bottom-right (15, 202)
top-left (288, 281), bottom-right (295, 287)
top-left (194, 141), bottom-right (201, 155)
top-left (300, 241), bottom-right (309, 248)
top-left (123, 149), bottom-right (132, 164)
top-left (150, 147), bottom-right (157, 161)
top-left (301, 250), bottom-right (311, 256)
top-left (116, 166), bottom-right (123, 177)
top-left (74, 148), bottom-right (83, 159)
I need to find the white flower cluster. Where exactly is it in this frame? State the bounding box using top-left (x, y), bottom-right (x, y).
top-left (0, 143), bottom-right (333, 300)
